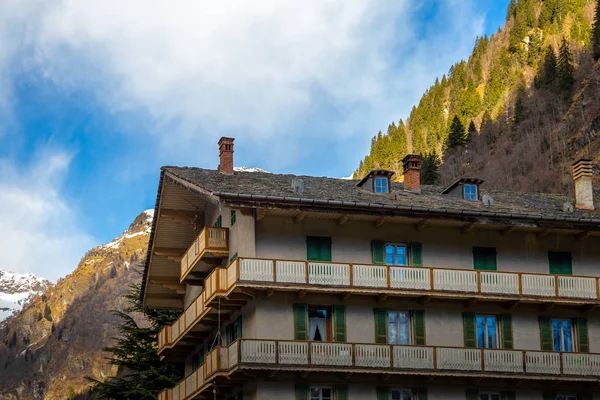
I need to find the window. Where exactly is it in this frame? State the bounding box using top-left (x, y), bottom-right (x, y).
top-left (306, 236), bottom-right (332, 261)
top-left (308, 307), bottom-right (331, 341)
top-left (310, 387), bottom-right (333, 400)
top-left (225, 317), bottom-right (242, 345)
top-left (548, 251), bottom-right (572, 275)
top-left (230, 210), bottom-right (236, 226)
top-left (473, 247), bottom-right (497, 271)
top-left (215, 215), bottom-right (222, 227)
top-left (388, 311), bottom-right (412, 345)
top-left (556, 396), bottom-right (577, 400)
top-left (476, 315), bottom-right (499, 348)
top-left (191, 350), bottom-right (204, 372)
top-left (374, 176), bottom-right (389, 193)
top-left (391, 389), bottom-right (413, 400)
top-left (463, 184), bottom-right (478, 201)
top-left (479, 392), bottom-right (501, 400)
top-left (386, 243), bottom-right (407, 266)
top-left (552, 318), bottom-right (574, 352)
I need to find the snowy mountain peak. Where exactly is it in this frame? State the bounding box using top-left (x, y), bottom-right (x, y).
top-left (234, 166), bottom-right (271, 173)
top-left (0, 269), bottom-right (51, 322)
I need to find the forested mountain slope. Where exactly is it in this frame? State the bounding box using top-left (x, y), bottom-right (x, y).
top-left (355, 0), bottom-right (600, 196)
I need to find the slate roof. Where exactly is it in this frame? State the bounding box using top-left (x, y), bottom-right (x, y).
top-left (162, 166), bottom-right (600, 223)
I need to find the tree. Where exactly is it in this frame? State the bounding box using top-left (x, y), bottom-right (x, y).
top-left (89, 283), bottom-right (182, 400)
top-left (467, 120), bottom-right (478, 143)
top-left (593, 0), bottom-right (600, 60)
top-left (513, 86), bottom-right (526, 127)
top-left (535, 46), bottom-right (558, 89)
top-left (44, 304), bottom-right (52, 322)
top-left (558, 38), bottom-right (575, 93)
top-left (506, 0), bottom-right (517, 21)
top-left (421, 152), bottom-right (441, 185)
top-left (445, 115), bottom-right (467, 150)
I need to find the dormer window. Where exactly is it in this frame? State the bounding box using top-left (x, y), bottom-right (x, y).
top-left (441, 177), bottom-right (484, 200)
top-left (463, 184), bottom-right (478, 201)
top-left (374, 176), bottom-right (389, 193)
top-left (356, 169), bottom-right (394, 194)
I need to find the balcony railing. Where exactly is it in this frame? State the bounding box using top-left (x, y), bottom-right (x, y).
top-left (207, 257), bottom-right (600, 302)
top-left (158, 340), bottom-right (600, 400)
top-left (158, 290), bottom-right (209, 352)
top-left (179, 227), bottom-right (228, 281)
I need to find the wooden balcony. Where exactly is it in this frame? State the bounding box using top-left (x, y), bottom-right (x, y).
top-left (179, 227), bottom-right (229, 282)
top-left (158, 340), bottom-right (600, 400)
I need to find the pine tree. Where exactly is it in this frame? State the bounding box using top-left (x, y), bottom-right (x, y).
top-left (90, 283), bottom-right (182, 400)
top-left (445, 115), bottom-right (467, 150)
top-left (506, 0), bottom-right (517, 21)
top-left (44, 304), bottom-right (52, 321)
top-left (481, 110), bottom-right (493, 129)
top-left (558, 38), bottom-right (575, 93)
top-left (421, 152), bottom-right (441, 185)
top-left (535, 46), bottom-right (558, 89)
top-left (513, 86), bottom-right (526, 127)
top-left (467, 120), bottom-right (478, 143)
top-left (593, 0), bottom-right (600, 60)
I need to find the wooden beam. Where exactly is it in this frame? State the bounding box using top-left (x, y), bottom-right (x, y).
top-left (337, 215), bottom-right (349, 226)
top-left (161, 283), bottom-right (185, 294)
top-left (341, 292), bottom-right (351, 301)
top-left (415, 219), bottom-right (428, 231)
top-left (266, 289), bottom-right (275, 298)
top-left (504, 300), bottom-right (520, 309)
top-left (501, 226), bottom-right (516, 236)
top-left (149, 277), bottom-right (180, 284)
top-left (418, 295), bottom-right (431, 305)
top-left (154, 247), bottom-right (187, 257)
top-left (374, 217), bottom-right (387, 229)
top-left (146, 292), bottom-right (183, 299)
top-left (461, 223), bottom-right (475, 234)
top-left (256, 209), bottom-right (267, 221)
top-left (466, 298), bottom-right (479, 307)
top-left (298, 290), bottom-right (307, 298)
top-left (377, 294), bottom-right (388, 303)
top-left (540, 302), bottom-right (556, 312)
top-left (537, 229), bottom-right (550, 239)
top-left (294, 213), bottom-right (307, 223)
top-left (160, 209), bottom-right (199, 225)
top-left (577, 231), bottom-right (591, 241)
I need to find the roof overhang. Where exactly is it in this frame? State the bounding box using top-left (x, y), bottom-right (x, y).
top-left (442, 177), bottom-right (485, 194)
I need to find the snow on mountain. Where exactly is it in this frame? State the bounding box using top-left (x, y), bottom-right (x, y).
top-left (234, 166), bottom-right (271, 173)
top-left (0, 270), bottom-right (51, 321)
top-left (100, 209), bottom-right (154, 250)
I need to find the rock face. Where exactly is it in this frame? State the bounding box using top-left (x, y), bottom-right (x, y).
top-left (0, 210), bottom-right (154, 400)
top-left (0, 271), bottom-right (51, 322)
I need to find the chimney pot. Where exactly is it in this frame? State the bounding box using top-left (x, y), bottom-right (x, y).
top-left (218, 137), bottom-right (235, 175)
top-left (402, 154), bottom-right (422, 192)
top-left (572, 158), bottom-right (594, 210)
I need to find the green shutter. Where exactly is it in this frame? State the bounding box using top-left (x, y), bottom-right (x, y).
top-left (376, 387), bottom-right (389, 400)
top-left (465, 389), bottom-right (479, 400)
top-left (410, 242), bottom-right (423, 266)
top-left (374, 308), bottom-right (388, 344)
top-left (226, 323), bottom-right (233, 345)
top-left (236, 316), bottom-right (242, 341)
top-left (293, 304), bottom-right (308, 340)
top-left (462, 312), bottom-right (476, 348)
top-left (501, 391), bottom-right (516, 400)
top-left (333, 305), bottom-right (346, 342)
top-left (549, 251), bottom-right (572, 275)
top-left (473, 247), bottom-right (497, 271)
top-left (577, 318), bottom-right (589, 353)
top-left (412, 310), bottom-right (426, 345)
top-left (500, 314), bottom-right (513, 349)
top-left (372, 240), bottom-right (385, 264)
top-left (230, 210), bottom-right (236, 226)
top-left (543, 393), bottom-right (556, 400)
top-left (413, 387), bottom-right (427, 400)
top-left (307, 236), bottom-right (331, 261)
top-left (320, 237), bottom-right (332, 262)
top-left (539, 316), bottom-right (553, 351)
top-left (295, 383), bottom-right (308, 400)
top-left (335, 385), bottom-right (348, 400)
top-left (215, 215), bottom-right (222, 227)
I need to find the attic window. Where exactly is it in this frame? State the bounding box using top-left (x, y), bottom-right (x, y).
top-left (463, 184), bottom-right (478, 201)
top-left (374, 176), bottom-right (389, 193)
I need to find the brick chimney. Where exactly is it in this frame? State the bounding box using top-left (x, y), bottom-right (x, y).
top-left (218, 137), bottom-right (235, 175)
top-left (572, 158), bottom-right (594, 210)
top-left (402, 154), bottom-right (422, 192)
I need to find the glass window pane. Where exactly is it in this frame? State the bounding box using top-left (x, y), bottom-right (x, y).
top-left (476, 315), bottom-right (485, 348)
top-left (552, 319), bottom-right (562, 351)
top-left (388, 312), bottom-right (398, 344)
top-left (562, 320), bottom-right (573, 352)
top-left (402, 390), bottom-right (412, 400)
top-left (480, 395), bottom-right (489, 400)
top-left (398, 312), bottom-right (411, 345)
top-left (396, 245), bottom-right (407, 266)
top-left (310, 388), bottom-right (320, 400)
top-left (490, 395), bottom-right (500, 400)
top-left (487, 315), bottom-right (498, 348)
top-left (386, 245), bottom-right (395, 265)
top-left (322, 388), bottom-right (331, 399)
top-left (391, 391), bottom-right (401, 400)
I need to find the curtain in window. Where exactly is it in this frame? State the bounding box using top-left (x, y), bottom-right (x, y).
top-left (309, 317), bottom-right (327, 341)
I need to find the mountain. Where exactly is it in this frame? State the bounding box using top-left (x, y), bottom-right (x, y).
top-left (355, 0), bottom-right (600, 196)
top-left (0, 271), bottom-right (50, 322)
top-left (0, 210), bottom-right (154, 400)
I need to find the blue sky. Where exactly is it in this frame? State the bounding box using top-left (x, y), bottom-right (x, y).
top-left (0, 0), bottom-right (509, 280)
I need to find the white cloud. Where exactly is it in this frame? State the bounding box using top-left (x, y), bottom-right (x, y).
top-left (0, 0), bottom-right (486, 171)
top-left (0, 152), bottom-right (95, 282)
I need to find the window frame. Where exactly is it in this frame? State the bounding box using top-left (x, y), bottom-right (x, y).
top-left (479, 392), bottom-right (501, 400)
top-left (374, 176), bottom-right (390, 194)
top-left (463, 183), bottom-right (478, 201)
top-left (391, 388), bottom-right (414, 400)
top-left (387, 310), bottom-right (413, 345)
top-left (385, 242), bottom-right (409, 266)
top-left (476, 314), bottom-right (500, 349)
top-left (230, 210), bottom-right (236, 226)
top-left (215, 215), bottom-right (222, 228)
top-left (307, 305), bottom-right (333, 341)
top-left (310, 386), bottom-right (333, 400)
top-left (552, 318), bottom-right (575, 352)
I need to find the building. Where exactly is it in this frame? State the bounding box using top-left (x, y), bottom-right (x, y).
top-left (142, 137), bottom-right (600, 400)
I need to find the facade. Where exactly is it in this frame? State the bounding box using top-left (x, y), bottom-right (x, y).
top-left (142, 138), bottom-right (600, 400)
